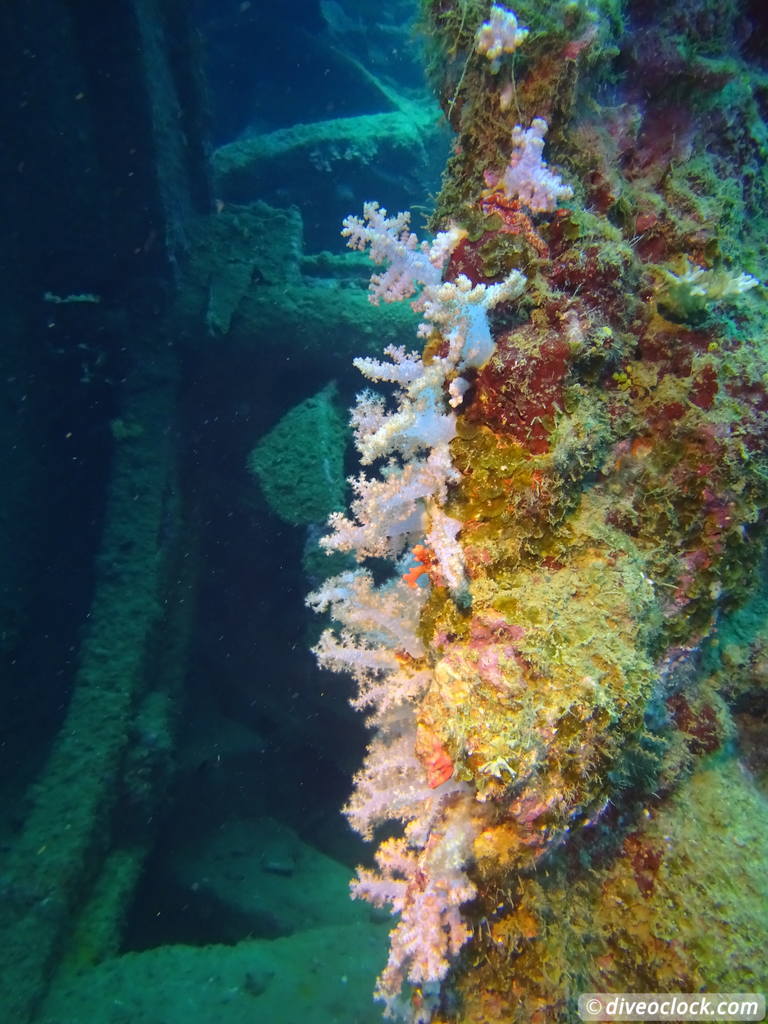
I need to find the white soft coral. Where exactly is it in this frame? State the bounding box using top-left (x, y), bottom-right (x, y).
top-left (351, 347), bottom-right (457, 465)
top-left (352, 805), bottom-right (477, 1015)
top-left (475, 4), bottom-right (529, 65)
top-left (498, 118), bottom-right (574, 213)
top-left (342, 202), bottom-right (461, 305)
top-left (320, 449), bottom-right (458, 561)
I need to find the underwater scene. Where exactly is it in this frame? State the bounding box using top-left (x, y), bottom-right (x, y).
top-left (1, 1), bottom-right (768, 1022)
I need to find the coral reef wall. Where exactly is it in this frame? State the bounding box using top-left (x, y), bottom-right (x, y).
top-left (310, 1), bottom-right (768, 1020)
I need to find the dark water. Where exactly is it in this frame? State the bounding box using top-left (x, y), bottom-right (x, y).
top-left (0, 2), bottom-right (445, 1021)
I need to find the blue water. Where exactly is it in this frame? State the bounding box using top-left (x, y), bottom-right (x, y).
top-left (0, 2), bottom-right (445, 1021)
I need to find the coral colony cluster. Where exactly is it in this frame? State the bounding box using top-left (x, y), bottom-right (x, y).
top-left (310, 2), bottom-right (768, 1022)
